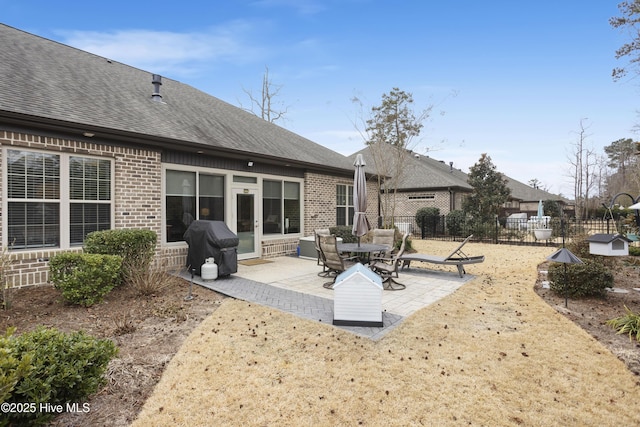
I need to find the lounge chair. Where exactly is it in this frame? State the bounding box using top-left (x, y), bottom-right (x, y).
top-left (369, 233), bottom-right (409, 290)
top-left (399, 235), bottom-right (484, 278)
top-left (318, 235), bottom-right (358, 288)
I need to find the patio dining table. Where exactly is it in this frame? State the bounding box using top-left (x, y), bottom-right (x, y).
top-left (337, 243), bottom-right (390, 265)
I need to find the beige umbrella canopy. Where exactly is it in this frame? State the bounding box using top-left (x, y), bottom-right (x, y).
top-left (352, 153), bottom-right (371, 246)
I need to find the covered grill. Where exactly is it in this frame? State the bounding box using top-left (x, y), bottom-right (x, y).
top-left (183, 220), bottom-right (239, 277)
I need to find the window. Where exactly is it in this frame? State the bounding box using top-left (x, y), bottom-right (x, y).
top-left (263, 180), bottom-right (282, 234)
top-left (165, 170), bottom-right (225, 242)
top-left (263, 180), bottom-right (301, 235)
top-left (6, 149), bottom-right (112, 249)
top-left (408, 194), bottom-right (435, 200)
top-left (69, 156), bottom-right (111, 244)
top-left (336, 184), bottom-right (354, 226)
top-left (284, 182), bottom-right (300, 234)
top-left (199, 174), bottom-right (225, 221)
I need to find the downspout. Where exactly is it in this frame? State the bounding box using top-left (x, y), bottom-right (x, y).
top-left (449, 187), bottom-right (454, 211)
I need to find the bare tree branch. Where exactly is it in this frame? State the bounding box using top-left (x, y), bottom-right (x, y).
top-left (238, 66), bottom-right (290, 124)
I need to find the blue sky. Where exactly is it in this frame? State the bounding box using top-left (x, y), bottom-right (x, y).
top-left (2, 1), bottom-right (638, 197)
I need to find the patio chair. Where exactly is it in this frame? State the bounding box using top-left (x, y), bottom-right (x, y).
top-left (371, 228), bottom-right (395, 261)
top-left (314, 228), bottom-right (331, 276)
top-left (399, 235), bottom-right (484, 278)
top-left (318, 235), bottom-right (358, 289)
top-left (369, 233), bottom-right (409, 290)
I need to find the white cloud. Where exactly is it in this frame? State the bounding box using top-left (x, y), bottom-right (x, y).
top-left (57, 22), bottom-right (267, 76)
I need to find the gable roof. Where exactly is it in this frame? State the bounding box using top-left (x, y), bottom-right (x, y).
top-left (587, 233), bottom-right (631, 244)
top-left (349, 144), bottom-right (567, 202)
top-left (0, 24), bottom-right (354, 174)
top-left (502, 175), bottom-right (568, 203)
top-left (349, 145), bottom-right (472, 191)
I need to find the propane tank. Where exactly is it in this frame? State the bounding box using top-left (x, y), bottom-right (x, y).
top-left (201, 257), bottom-right (218, 281)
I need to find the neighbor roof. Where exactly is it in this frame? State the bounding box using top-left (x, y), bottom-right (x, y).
top-left (349, 145), bottom-right (472, 191)
top-left (0, 24), bottom-right (354, 174)
top-left (349, 144), bottom-right (567, 202)
top-left (502, 176), bottom-right (568, 203)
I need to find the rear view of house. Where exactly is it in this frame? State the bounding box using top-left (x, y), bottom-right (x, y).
top-left (0, 24), bottom-right (376, 287)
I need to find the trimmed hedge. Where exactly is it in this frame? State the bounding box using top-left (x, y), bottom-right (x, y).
top-left (415, 207), bottom-right (440, 236)
top-left (446, 210), bottom-right (466, 237)
top-left (1, 327), bottom-right (117, 426)
top-left (49, 253), bottom-right (122, 306)
top-left (84, 229), bottom-right (157, 274)
top-left (548, 260), bottom-right (613, 298)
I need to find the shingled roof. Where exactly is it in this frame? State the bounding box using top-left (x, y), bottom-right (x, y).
top-left (0, 24), bottom-right (354, 174)
top-left (502, 175), bottom-right (567, 202)
top-left (349, 145), bottom-right (472, 191)
top-left (349, 144), bottom-right (567, 202)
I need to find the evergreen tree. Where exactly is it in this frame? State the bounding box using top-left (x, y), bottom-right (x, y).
top-left (463, 153), bottom-right (511, 221)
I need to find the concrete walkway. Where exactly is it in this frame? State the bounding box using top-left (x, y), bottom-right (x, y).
top-left (182, 256), bottom-right (472, 340)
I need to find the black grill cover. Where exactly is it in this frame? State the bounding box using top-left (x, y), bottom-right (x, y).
top-left (183, 220), bottom-right (239, 276)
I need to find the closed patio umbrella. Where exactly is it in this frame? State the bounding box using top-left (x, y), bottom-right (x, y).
top-left (352, 153), bottom-right (371, 246)
top-left (537, 200), bottom-right (544, 219)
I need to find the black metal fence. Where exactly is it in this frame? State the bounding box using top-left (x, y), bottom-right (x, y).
top-left (391, 215), bottom-right (634, 246)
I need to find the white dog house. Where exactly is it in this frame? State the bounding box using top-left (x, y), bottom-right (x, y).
top-left (333, 263), bottom-right (383, 327)
top-left (587, 234), bottom-right (631, 256)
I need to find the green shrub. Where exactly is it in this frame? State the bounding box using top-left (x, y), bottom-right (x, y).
top-left (0, 328), bottom-right (33, 404)
top-left (2, 327), bottom-right (117, 426)
top-left (470, 220), bottom-right (496, 241)
top-left (84, 229), bottom-right (157, 277)
top-left (446, 210), bottom-right (466, 237)
top-left (415, 207), bottom-right (440, 236)
top-left (548, 260), bottom-right (613, 298)
top-left (629, 245), bottom-right (640, 256)
top-left (49, 253), bottom-right (122, 306)
top-left (329, 226), bottom-right (358, 243)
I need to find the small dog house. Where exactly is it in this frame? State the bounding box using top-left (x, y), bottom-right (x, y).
top-left (587, 234), bottom-right (631, 256)
top-left (333, 263), bottom-right (383, 327)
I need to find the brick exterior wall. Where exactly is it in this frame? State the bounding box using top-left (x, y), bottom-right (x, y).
top-left (0, 131), bottom-right (162, 288)
top-left (303, 172), bottom-right (378, 235)
top-left (0, 131), bottom-right (381, 288)
top-left (394, 190), bottom-right (454, 217)
top-left (261, 237), bottom-right (299, 258)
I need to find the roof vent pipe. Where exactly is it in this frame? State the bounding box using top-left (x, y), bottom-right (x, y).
top-left (151, 74), bottom-right (162, 102)
top-left (449, 161), bottom-right (454, 173)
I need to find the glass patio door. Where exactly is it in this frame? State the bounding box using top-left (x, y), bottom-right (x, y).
top-left (232, 188), bottom-right (259, 259)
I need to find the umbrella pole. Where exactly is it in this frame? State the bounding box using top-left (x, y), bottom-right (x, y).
top-left (563, 263), bottom-right (568, 308)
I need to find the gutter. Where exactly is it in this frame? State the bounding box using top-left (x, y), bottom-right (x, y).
top-left (0, 112), bottom-right (355, 177)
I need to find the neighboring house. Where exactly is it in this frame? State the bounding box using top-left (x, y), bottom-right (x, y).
top-left (0, 24), bottom-right (375, 288)
top-left (501, 176), bottom-right (571, 216)
top-left (349, 145), bottom-right (472, 219)
top-left (349, 144), bottom-right (568, 220)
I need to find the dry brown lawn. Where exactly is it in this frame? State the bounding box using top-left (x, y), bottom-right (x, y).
top-left (131, 241), bottom-right (640, 426)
